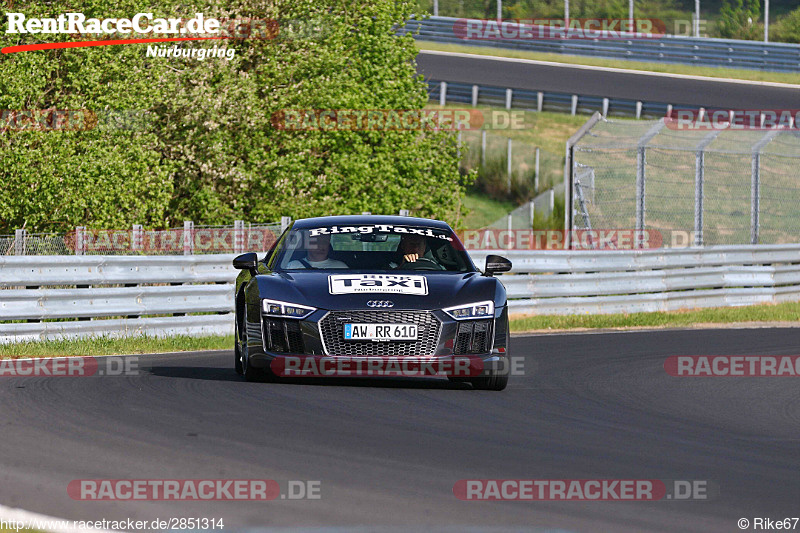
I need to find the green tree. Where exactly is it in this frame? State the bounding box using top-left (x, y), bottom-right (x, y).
top-left (0, 0), bottom-right (470, 233)
top-left (772, 7), bottom-right (800, 43)
top-left (717, 0), bottom-right (762, 40)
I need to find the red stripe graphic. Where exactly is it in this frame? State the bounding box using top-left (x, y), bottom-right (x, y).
top-left (2, 37), bottom-right (227, 54)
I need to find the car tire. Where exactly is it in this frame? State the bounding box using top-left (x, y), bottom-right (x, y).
top-left (234, 322), bottom-right (243, 375)
top-left (240, 323), bottom-right (266, 382)
top-left (470, 354), bottom-right (509, 391)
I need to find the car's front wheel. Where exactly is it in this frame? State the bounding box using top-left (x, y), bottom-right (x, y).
top-left (469, 353), bottom-right (509, 391)
top-left (234, 322), bottom-right (243, 375)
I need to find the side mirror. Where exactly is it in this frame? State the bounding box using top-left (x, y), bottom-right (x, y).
top-left (233, 252), bottom-right (258, 272)
top-left (484, 254), bottom-right (512, 276)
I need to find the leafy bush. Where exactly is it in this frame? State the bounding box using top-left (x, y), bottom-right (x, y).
top-left (0, 0), bottom-right (470, 233)
top-left (771, 7), bottom-right (800, 43)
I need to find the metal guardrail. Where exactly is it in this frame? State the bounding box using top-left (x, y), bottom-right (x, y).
top-left (469, 244), bottom-right (800, 315)
top-left (2, 245), bottom-right (799, 342)
top-left (0, 254), bottom-right (240, 343)
top-left (429, 79), bottom-right (676, 119)
top-left (403, 16), bottom-right (800, 73)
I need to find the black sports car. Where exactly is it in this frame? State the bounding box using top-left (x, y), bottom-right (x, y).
top-left (232, 215), bottom-right (512, 390)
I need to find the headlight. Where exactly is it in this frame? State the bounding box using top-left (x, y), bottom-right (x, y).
top-left (262, 299), bottom-right (316, 319)
top-left (443, 300), bottom-right (494, 320)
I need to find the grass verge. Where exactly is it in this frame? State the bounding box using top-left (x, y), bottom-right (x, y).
top-left (510, 301), bottom-right (800, 332)
top-left (0, 334), bottom-right (233, 359)
top-left (2, 301), bottom-right (798, 358)
top-left (461, 191), bottom-right (516, 228)
top-left (417, 41), bottom-right (800, 85)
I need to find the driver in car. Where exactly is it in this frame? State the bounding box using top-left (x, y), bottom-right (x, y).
top-left (390, 233), bottom-right (444, 270)
top-left (287, 233), bottom-right (348, 269)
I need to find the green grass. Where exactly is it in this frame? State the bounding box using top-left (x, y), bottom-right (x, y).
top-left (0, 334), bottom-right (233, 359)
top-left (417, 41), bottom-right (800, 85)
top-left (0, 303), bottom-right (797, 358)
top-left (459, 191), bottom-right (515, 228)
top-left (510, 301), bottom-right (800, 332)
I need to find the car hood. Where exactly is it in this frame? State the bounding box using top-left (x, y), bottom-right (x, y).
top-left (255, 270), bottom-right (503, 311)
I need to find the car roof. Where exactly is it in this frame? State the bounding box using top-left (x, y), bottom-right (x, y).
top-left (291, 215), bottom-right (453, 231)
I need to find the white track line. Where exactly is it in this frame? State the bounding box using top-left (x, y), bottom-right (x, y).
top-left (0, 503), bottom-right (117, 533)
top-left (419, 49), bottom-right (800, 89)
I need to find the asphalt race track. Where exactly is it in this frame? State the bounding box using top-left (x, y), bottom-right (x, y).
top-left (417, 50), bottom-right (800, 110)
top-left (1, 327), bottom-right (798, 532)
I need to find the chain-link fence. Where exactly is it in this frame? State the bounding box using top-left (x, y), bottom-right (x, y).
top-left (567, 115), bottom-right (800, 246)
top-left (458, 129), bottom-right (562, 205)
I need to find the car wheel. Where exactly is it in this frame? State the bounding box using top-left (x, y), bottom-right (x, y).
top-left (241, 326), bottom-right (265, 382)
top-left (234, 322), bottom-right (243, 375)
top-left (470, 354), bottom-right (509, 391)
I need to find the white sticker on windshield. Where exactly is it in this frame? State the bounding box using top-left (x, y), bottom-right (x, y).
top-left (328, 274), bottom-right (428, 295)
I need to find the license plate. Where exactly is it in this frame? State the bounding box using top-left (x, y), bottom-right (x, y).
top-left (343, 323), bottom-right (418, 342)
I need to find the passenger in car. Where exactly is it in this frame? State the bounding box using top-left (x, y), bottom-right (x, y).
top-left (287, 233), bottom-right (348, 269)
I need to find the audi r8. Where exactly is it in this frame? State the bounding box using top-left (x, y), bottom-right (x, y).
top-left (232, 215), bottom-right (512, 390)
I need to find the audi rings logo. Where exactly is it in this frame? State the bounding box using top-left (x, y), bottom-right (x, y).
top-left (367, 300), bottom-right (394, 308)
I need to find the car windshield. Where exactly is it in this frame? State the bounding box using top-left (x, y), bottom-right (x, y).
top-left (274, 224), bottom-right (473, 272)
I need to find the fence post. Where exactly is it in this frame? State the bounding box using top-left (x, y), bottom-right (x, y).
top-left (636, 146), bottom-right (646, 235)
top-left (280, 216), bottom-right (292, 234)
top-left (750, 129), bottom-right (780, 245)
top-left (505, 88), bottom-right (512, 110)
top-left (457, 130), bottom-right (462, 161)
top-left (636, 101), bottom-right (642, 119)
top-left (507, 138), bottom-right (512, 195)
top-left (537, 92), bottom-right (543, 112)
top-left (694, 131), bottom-right (721, 246)
top-left (14, 228), bottom-right (25, 256)
top-left (132, 224), bottom-right (143, 252)
top-left (571, 95), bottom-right (578, 116)
top-left (439, 81), bottom-right (447, 107)
top-left (75, 226), bottom-right (84, 256)
top-left (751, 151), bottom-right (760, 245)
top-left (635, 120), bottom-right (667, 242)
top-left (602, 98), bottom-right (609, 116)
top-left (549, 189), bottom-right (555, 214)
top-left (471, 85), bottom-right (479, 107)
top-left (183, 220), bottom-right (194, 255)
top-left (481, 130), bottom-right (486, 166)
top-left (534, 147), bottom-right (540, 192)
top-left (433, 0), bottom-right (438, 16)
top-left (565, 112), bottom-right (603, 249)
top-left (529, 201), bottom-right (535, 229)
top-left (497, 0), bottom-right (502, 20)
top-left (234, 220), bottom-right (245, 254)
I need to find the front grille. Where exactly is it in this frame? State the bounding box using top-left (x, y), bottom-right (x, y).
top-left (319, 310), bottom-right (441, 357)
top-left (454, 320), bottom-right (493, 354)
top-left (263, 317), bottom-right (305, 354)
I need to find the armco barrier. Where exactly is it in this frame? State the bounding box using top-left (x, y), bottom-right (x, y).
top-left (2, 244), bottom-right (799, 342)
top-left (402, 17), bottom-right (800, 73)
